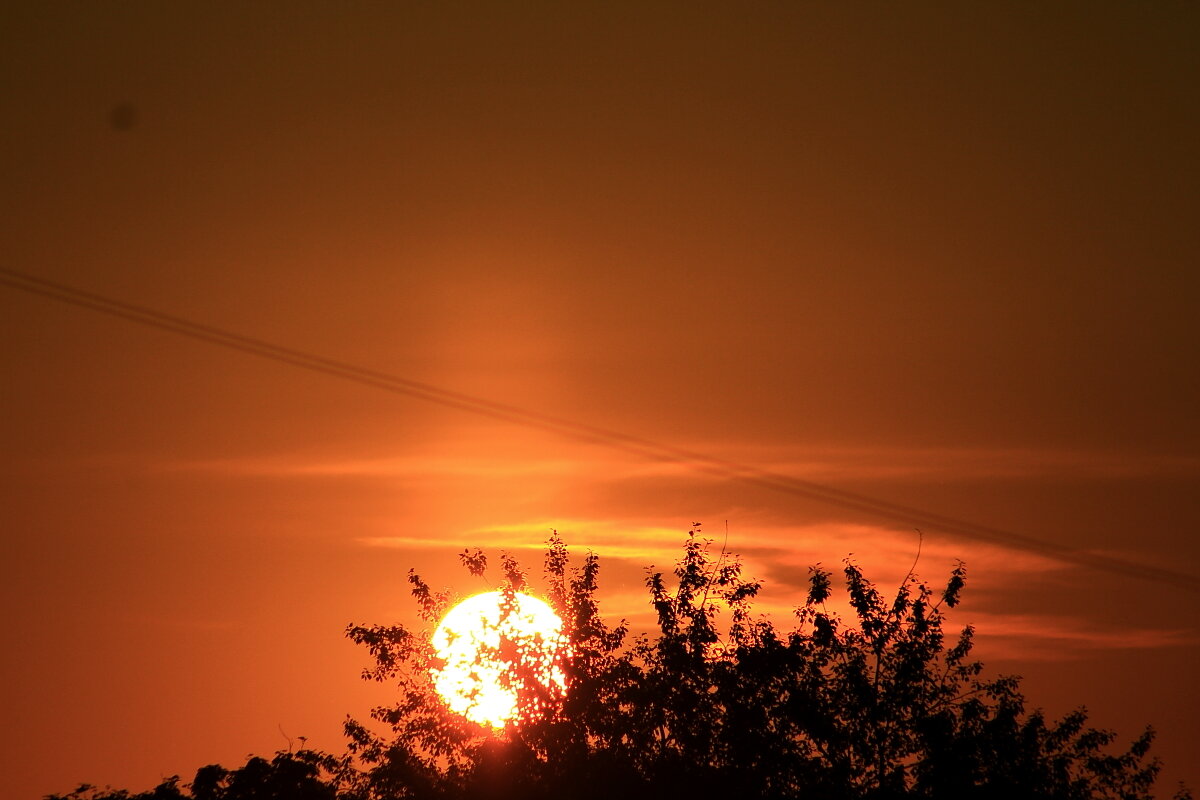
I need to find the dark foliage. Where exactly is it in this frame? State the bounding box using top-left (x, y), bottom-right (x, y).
top-left (340, 530), bottom-right (1188, 800)
top-left (50, 530), bottom-right (1191, 800)
top-left (45, 750), bottom-right (356, 800)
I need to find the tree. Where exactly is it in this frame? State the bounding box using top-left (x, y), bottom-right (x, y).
top-left (342, 528), bottom-right (1188, 800)
top-left (45, 749), bottom-right (357, 800)
top-left (50, 529), bottom-right (1190, 800)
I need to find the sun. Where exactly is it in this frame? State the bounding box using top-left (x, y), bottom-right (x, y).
top-left (430, 590), bottom-right (567, 728)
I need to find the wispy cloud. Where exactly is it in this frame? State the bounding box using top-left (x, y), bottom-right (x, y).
top-left (360, 518), bottom-right (688, 565)
top-left (613, 444), bottom-right (1200, 483)
top-left (158, 445), bottom-right (1197, 658)
top-left (964, 612), bottom-right (1198, 661)
top-left (360, 515), bottom-right (1195, 658)
top-left (361, 517), bottom-right (1071, 599)
top-left (161, 443), bottom-right (1200, 484)
top-left (164, 454), bottom-right (586, 480)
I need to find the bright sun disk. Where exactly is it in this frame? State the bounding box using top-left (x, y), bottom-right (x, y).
top-left (431, 590), bottom-right (566, 728)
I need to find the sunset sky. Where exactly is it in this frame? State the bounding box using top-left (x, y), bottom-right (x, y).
top-left (2, 3), bottom-right (1198, 797)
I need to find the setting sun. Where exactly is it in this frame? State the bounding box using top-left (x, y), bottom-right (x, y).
top-left (431, 591), bottom-right (567, 728)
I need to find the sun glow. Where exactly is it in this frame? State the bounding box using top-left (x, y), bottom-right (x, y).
top-left (431, 590), bottom-right (567, 728)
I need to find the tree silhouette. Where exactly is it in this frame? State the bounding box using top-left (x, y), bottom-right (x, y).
top-left (46, 749), bottom-right (356, 800)
top-left (50, 529), bottom-right (1191, 800)
top-left (341, 529), bottom-right (1189, 800)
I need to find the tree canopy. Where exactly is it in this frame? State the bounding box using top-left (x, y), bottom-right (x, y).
top-left (51, 529), bottom-right (1190, 800)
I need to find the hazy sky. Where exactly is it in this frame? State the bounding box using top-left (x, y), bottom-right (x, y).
top-left (2, 3), bottom-right (1198, 797)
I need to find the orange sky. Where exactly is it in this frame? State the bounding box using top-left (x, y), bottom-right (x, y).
top-left (2, 3), bottom-right (1198, 797)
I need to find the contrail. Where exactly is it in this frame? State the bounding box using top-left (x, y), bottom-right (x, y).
top-left (3, 266), bottom-right (1196, 592)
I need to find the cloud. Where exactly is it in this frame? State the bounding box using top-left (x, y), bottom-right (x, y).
top-left (158, 445), bottom-right (1197, 658)
top-left (358, 515), bottom-right (1196, 659)
top-left (963, 611), bottom-right (1198, 661)
top-left (164, 454), bottom-right (586, 480)
top-left (161, 442), bottom-right (1200, 485)
top-left (610, 444), bottom-right (1200, 483)
top-left (357, 516), bottom-right (1072, 603)
top-left (360, 518), bottom-right (689, 565)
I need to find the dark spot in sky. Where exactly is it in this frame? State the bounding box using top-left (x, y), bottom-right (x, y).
top-left (110, 103), bottom-right (138, 131)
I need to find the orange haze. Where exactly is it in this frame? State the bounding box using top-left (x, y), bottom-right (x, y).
top-left (1, 3), bottom-right (1197, 797)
